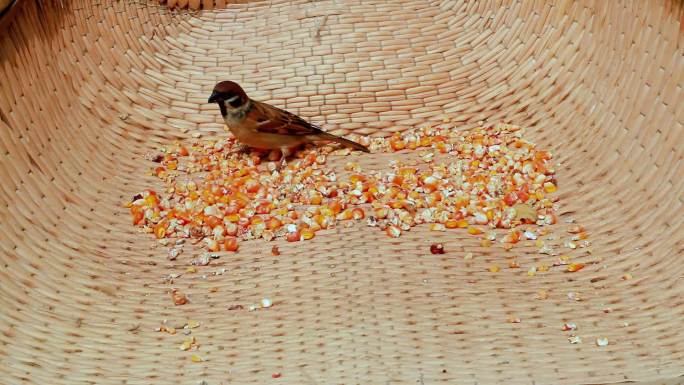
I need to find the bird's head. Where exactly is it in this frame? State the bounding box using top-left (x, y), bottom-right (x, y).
top-left (208, 81), bottom-right (249, 116)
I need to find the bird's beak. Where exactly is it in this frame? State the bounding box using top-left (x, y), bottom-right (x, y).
top-left (208, 91), bottom-right (220, 103)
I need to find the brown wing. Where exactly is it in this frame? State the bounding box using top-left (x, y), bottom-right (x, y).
top-left (248, 100), bottom-right (323, 136)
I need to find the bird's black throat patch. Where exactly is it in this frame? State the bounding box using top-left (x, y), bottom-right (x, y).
top-left (218, 102), bottom-right (228, 117)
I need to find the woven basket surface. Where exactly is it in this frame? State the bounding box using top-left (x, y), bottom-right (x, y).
top-left (1, 1), bottom-right (683, 384)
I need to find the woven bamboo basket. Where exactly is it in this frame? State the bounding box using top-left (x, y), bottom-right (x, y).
top-left (1, 1), bottom-right (683, 384)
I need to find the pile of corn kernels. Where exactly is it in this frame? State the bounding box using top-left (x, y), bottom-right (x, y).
top-left (132, 121), bottom-right (615, 358)
top-left (126, 123), bottom-right (569, 254)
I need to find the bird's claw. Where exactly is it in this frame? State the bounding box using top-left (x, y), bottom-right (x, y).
top-left (229, 144), bottom-right (249, 156)
top-left (277, 157), bottom-right (288, 171)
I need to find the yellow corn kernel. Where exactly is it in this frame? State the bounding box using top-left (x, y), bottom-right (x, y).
top-left (430, 223), bottom-right (446, 232)
top-left (225, 214), bottom-right (240, 223)
top-left (467, 227), bottom-right (483, 235)
top-left (543, 182), bottom-right (557, 193)
top-left (301, 229), bottom-right (316, 240)
top-left (446, 219), bottom-right (468, 229)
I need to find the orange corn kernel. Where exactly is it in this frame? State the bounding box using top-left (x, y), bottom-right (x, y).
top-left (426, 192), bottom-right (442, 206)
top-left (505, 230), bottom-right (521, 244)
top-left (254, 204), bottom-right (270, 215)
top-left (328, 201), bottom-right (344, 214)
top-left (516, 189), bottom-right (530, 202)
top-left (224, 222), bottom-right (238, 236)
top-left (374, 208), bottom-right (389, 219)
top-left (250, 216), bottom-right (265, 226)
top-left (434, 142), bottom-right (447, 153)
top-left (389, 139), bottom-right (406, 151)
top-left (223, 237), bottom-right (239, 252)
top-left (535, 150), bottom-right (551, 161)
top-left (533, 160), bottom-right (547, 173)
top-left (349, 174), bottom-right (366, 184)
top-left (266, 217), bottom-right (283, 230)
top-left (503, 192), bottom-right (518, 206)
top-left (567, 263), bottom-right (585, 272)
top-left (131, 207), bottom-right (145, 225)
top-left (205, 215), bottom-right (222, 228)
top-left (309, 192), bottom-right (323, 205)
top-left (408, 191), bottom-right (422, 201)
top-left (352, 208), bottom-right (365, 220)
top-left (244, 179), bottom-right (260, 194)
top-left (445, 219), bottom-right (469, 229)
top-left (386, 225), bottom-right (402, 238)
top-left (386, 187), bottom-right (400, 199)
top-left (206, 238), bottom-right (220, 252)
top-left (154, 221), bottom-right (169, 239)
top-left (286, 230), bottom-right (301, 242)
top-left (337, 209), bottom-right (353, 220)
top-left (390, 175), bottom-right (404, 186)
top-left (421, 176), bottom-right (439, 192)
top-left (171, 289), bottom-right (188, 306)
top-left (144, 193), bottom-right (159, 207)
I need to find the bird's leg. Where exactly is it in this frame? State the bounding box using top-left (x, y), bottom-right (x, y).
top-left (278, 147), bottom-right (292, 170)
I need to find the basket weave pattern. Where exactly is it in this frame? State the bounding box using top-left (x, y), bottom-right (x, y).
top-left (0, 1), bottom-right (683, 384)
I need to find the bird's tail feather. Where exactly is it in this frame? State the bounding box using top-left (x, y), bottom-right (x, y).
top-left (316, 132), bottom-right (370, 153)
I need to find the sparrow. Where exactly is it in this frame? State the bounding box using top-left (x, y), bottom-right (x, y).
top-left (208, 81), bottom-right (369, 167)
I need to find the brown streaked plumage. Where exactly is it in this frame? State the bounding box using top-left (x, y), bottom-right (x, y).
top-left (208, 81), bottom-right (369, 166)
